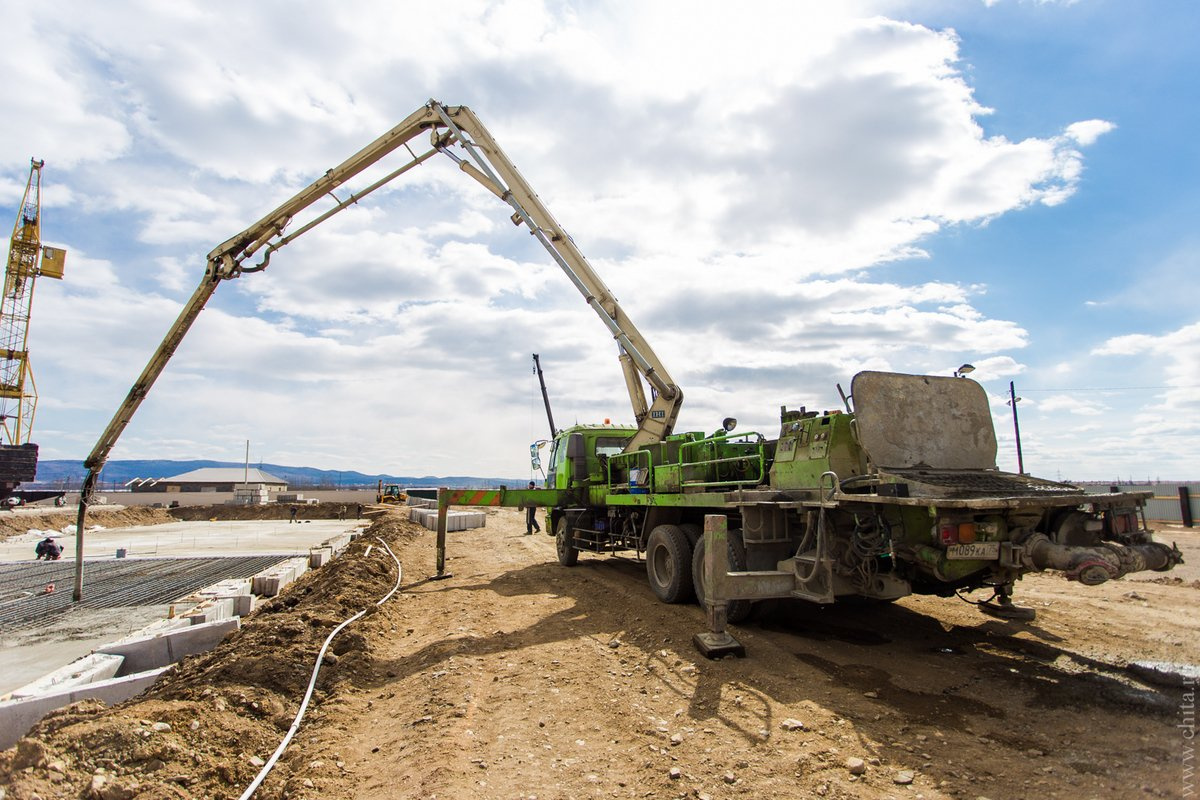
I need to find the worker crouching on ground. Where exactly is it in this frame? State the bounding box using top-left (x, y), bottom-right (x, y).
top-left (526, 481), bottom-right (541, 535)
top-left (35, 536), bottom-right (62, 560)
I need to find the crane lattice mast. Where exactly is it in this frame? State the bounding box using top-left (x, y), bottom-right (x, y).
top-left (0, 159), bottom-right (65, 446)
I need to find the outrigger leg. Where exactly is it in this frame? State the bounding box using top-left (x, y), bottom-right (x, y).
top-left (693, 514), bottom-right (747, 659)
top-left (978, 582), bottom-right (1036, 622)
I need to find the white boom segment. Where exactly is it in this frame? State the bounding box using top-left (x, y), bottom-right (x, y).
top-left (72, 100), bottom-right (682, 599)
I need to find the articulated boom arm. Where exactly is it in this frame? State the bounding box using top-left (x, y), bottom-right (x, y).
top-left (73, 100), bottom-right (680, 597)
top-left (429, 106), bottom-right (681, 450)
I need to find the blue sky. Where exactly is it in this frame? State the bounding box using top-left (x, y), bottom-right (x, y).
top-left (0, 0), bottom-right (1196, 482)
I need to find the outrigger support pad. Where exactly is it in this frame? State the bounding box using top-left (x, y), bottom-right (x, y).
top-left (693, 630), bottom-right (746, 659)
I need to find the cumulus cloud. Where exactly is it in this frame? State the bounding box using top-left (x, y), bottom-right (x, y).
top-left (1, 0), bottom-right (1144, 478)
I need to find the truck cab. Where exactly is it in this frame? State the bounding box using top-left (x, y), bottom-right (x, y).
top-left (545, 424), bottom-right (635, 496)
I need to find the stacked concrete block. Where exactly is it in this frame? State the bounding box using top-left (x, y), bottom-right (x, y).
top-left (408, 506), bottom-right (486, 532)
top-left (173, 577), bottom-right (255, 623)
top-left (324, 533), bottom-right (354, 554)
top-left (182, 597), bottom-right (237, 625)
top-left (408, 497), bottom-right (437, 509)
top-left (125, 615), bottom-right (194, 639)
top-left (309, 546), bottom-right (333, 568)
top-left (230, 487), bottom-right (270, 505)
top-left (250, 555), bottom-right (310, 597)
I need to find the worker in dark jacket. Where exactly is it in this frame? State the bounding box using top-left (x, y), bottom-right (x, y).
top-left (525, 481), bottom-right (541, 535)
top-left (35, 537), bottom-right (62, 560)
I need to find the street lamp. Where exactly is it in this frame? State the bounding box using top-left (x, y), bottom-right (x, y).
top-left (955, 363), bottom-right (975, 378)
top-left (1007, 381), bottom-right (1024, 475)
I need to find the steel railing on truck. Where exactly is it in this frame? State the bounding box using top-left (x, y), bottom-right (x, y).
top-left (606, 434), bottom-right (767, 494)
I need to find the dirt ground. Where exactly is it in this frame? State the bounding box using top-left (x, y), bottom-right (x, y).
top-left (1, 508), bottom-right (1196, 800)
top-left (0, 507), bottom-right (177, 542)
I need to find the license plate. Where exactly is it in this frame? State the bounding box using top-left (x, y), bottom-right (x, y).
top-left (946, 541), bottom-right (1000, 560)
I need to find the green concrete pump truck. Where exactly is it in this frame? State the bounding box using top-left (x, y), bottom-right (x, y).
top-left (65, 99), bottom-right (1182, 646)
top-left (440, 371), bottom-right (1182, 657)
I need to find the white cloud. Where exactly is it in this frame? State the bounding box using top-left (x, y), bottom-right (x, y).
top-left (2, 0), bottom-right (1154, 480)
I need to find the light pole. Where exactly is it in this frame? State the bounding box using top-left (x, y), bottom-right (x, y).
top-left (1008, 381), bottom-right (1024, 475)
top-left (954, 363), bottom-right (975, 378)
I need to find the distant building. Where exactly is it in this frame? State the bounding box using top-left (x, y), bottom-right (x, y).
top-left (129, 468), bottom-right (288, 494)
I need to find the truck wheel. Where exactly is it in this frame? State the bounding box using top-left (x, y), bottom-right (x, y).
top-left (692, 529), bottom-right (752, 623)
top-left (645, 524), bottom-right (695, 604)
top-left (678, 523), bottom-right (702, 549)
top-left (556, 517), bottom-right (579, 566)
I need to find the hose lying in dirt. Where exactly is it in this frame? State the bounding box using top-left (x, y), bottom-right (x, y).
top-left (238, 536), bottom-right (402, 800)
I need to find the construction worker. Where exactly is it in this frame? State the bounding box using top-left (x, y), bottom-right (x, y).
top-left (35, 537), bottom-right (62, 560)
top-left (289, 504), bottom-right (298, 523)
top-left (525, 481), bottom-right (541, 535)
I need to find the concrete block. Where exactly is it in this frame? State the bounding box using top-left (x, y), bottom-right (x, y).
top-left (410, 508), bottom-right (486, 532)
top-left (0, 667), bottom-right (169, 751)
top-left (323, 533), bottom-right (352, 554)
top-left (251, 568), bottom-right (292, 597)
top-left (97, 618), bottom-right (240, 675)
top-left (309, 547), bottom-right (333, 568)
top-left (184, 597), bottom-right (236, 625)
top-left (9, 653), bottom-right (126, 699)
top-left (249, 556), bottom-right (309, 597)
top-left (132, 615), bottom-right (194, 638)
top-left (233, 593), bottom-right (255, 617)
top-left (409, 507), bottom-right (436, 526)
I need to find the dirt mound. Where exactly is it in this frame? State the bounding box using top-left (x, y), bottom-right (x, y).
top-left (0, 506), bottom-right (177, 542)
top-left (0, 512), bottom-right (418, 800)
top-left (168, 502), bottom-right (378, 523)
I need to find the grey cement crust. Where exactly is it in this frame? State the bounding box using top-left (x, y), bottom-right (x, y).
top-left (0, 518), bottom-right (369, 695)
top-left (0, 606), bottom-right (171, 695)
top-left (0, 518), bottom-right (367, 562)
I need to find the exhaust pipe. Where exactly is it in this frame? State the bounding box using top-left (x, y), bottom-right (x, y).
top-left (1020, 533), bottom-right (1183, 585)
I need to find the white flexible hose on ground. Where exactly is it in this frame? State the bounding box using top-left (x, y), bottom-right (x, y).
top-left (239, 536), bottom-right (402, 800)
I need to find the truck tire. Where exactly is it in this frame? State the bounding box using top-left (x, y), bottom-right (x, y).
top-left (645, 524), bottom-right (695, 604)
top-left (678, 522), bottom-right (702, 549)
top-left (692, 529), bottom-right (752, 623)
top-left (556, 517), bottom-right (579, 566)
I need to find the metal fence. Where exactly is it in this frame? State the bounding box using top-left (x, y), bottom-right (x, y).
top-left (1092, 482), bottom-right (1198, 526)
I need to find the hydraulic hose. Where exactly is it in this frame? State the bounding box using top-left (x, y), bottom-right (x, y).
top-left (1020, 533), bottom-right (1182, 586)
top-left (238, 536), bottom-right (402, 800)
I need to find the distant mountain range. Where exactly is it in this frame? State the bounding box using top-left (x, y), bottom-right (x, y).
top-left (31, 459), bottom-right (524, 490)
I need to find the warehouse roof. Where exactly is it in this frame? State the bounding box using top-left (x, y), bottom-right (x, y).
top-left (163, 468), bottom-right (287, 485)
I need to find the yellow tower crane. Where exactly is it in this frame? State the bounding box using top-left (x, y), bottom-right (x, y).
top-left (0, 158), bottom-right (65, 500)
